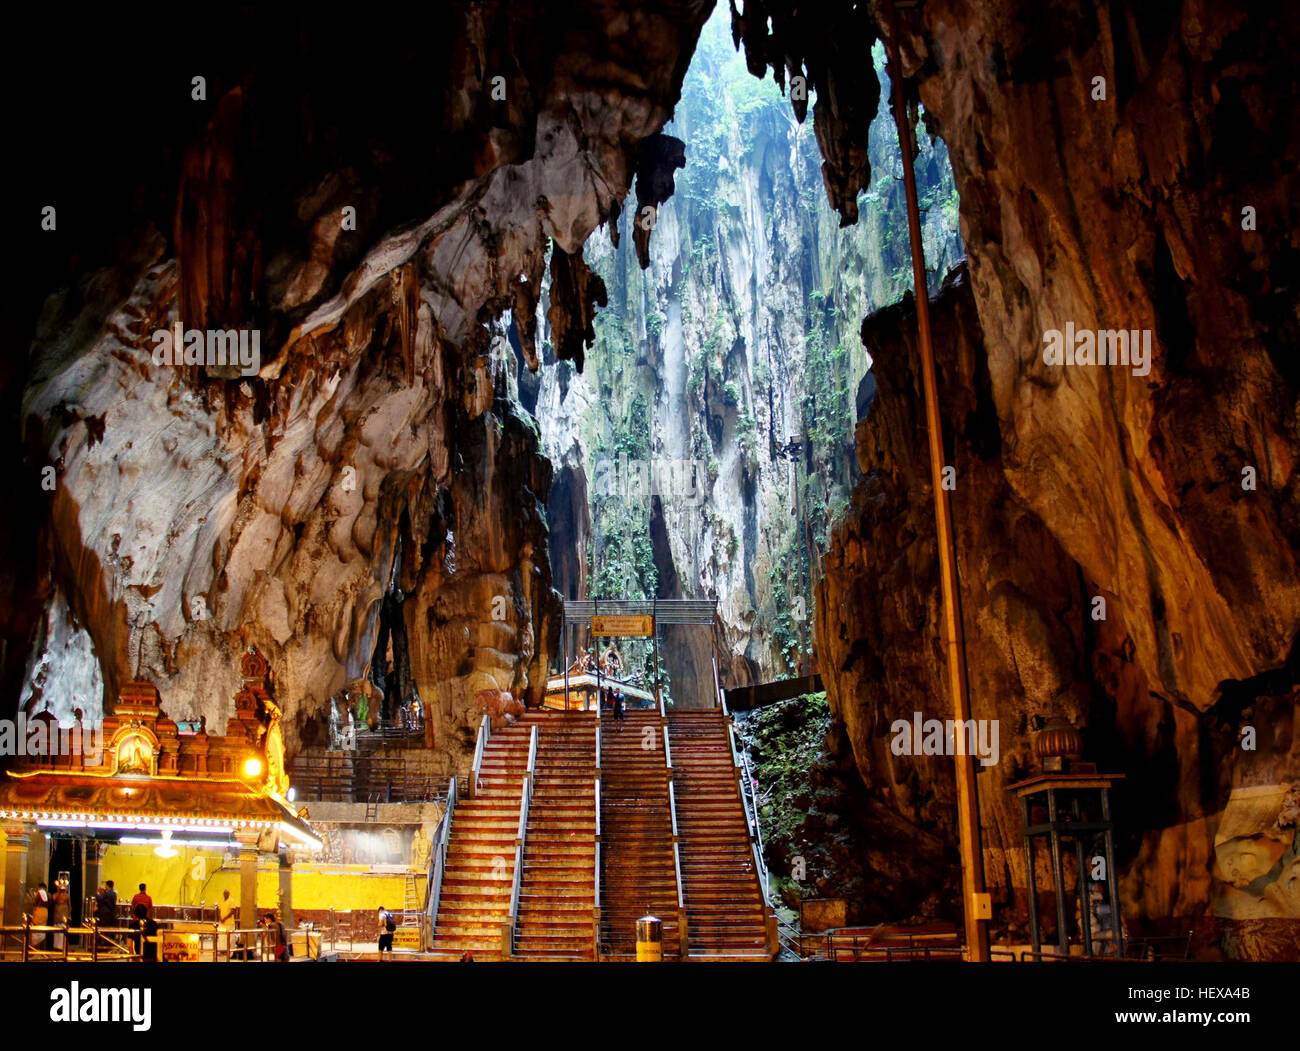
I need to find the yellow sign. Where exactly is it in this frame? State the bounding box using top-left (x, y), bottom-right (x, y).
top-left (393, 926), bottom-right (423, 951)
top-left (161, 931), bottom-right (201, 962)
top-left (591, 614), bottom-right (654, 637)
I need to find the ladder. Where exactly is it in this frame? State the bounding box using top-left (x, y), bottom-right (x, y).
top-left (364, 793), bottom-right (379, 821)
top-left (404, 872), bottom-right (420, 914)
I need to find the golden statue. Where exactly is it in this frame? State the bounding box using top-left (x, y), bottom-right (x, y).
top-left (260, 694), bottom-right (290, 799)
top-left (116, 732), bottom-right (153, 775)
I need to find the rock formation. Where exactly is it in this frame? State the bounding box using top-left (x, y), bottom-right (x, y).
top-left (747, 1), bottom-right (1300, 957)
top-left (10, 3), bottom-right (714, 780)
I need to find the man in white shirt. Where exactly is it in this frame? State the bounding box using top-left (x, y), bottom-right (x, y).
top-left (217, 890), bottom-right (237, 958)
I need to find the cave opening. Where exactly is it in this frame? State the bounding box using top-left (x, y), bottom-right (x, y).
top-left (535, 6), bottom-right (965, 702)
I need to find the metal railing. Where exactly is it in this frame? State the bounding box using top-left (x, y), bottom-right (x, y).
top-left (506, 779), bottom-right (530, 956)
top-left (990, 947), bottom-right (1146, 963)
top-left (426, 775), bottom-right (458, 948)
top-left (0, 919), bottom-right (312, 962)
top-left (806, 928), bottom-right (963, 962)
top-left (288, 755), bottom-right (441, 803)
top-left (594, 717), bottom-right (602, 959)
top-left (2, 921), bottom-right (140, 962)
top-left (663, 725), bottom-right (673, 769)
top-left (592, 839), bottom-right (602, 961)
top-left (506, 729), bottom-right (538, 956)
top-left (470, 714), bottom-right (491, 797)
top-left (668, 779), bottom-right (680, 840)
top-left (737, 745), bottom-right (770, 907)
top-left (667, 772), bottom-right (689, 958)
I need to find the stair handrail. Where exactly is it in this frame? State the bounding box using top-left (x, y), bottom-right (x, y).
top-left (668, 768), bottom-right (689, 958)
top-left (727, 721), bottom-right (741, 770)
top-left (526, 723), bottom-right (539, 791)
top-left (713, 655), bottom-right (729, 715)
top-left (471, 714), bottom-right (491, 797)
top-left (663, 725), bottom-right (673, 771)
top-left (507, 771), bottom-right (532, 955)
top-left (594, 717), bottom-right (602, 961)
top-left (426, 775), bottom-right (458, 948)
top-left (737, 746), bottom-right (772, 910)
top-left (593, 838), bottom-right (602, 961)
top-left (668, 778), bottom-right (680, 840)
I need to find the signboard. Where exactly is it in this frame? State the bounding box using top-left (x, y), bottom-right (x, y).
top-left (161, 931), bottom-right (201, 962)
top-left (590, 614), bottom-right (654, 637)
top-left (393, 926), bottom-right (424, 951)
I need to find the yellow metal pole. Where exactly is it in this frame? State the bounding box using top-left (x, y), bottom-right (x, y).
top-left (884, 0), bottom-right (990, 962)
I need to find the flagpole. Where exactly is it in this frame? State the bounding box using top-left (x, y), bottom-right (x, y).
top-left (884, 0), bottom-right (990, 962)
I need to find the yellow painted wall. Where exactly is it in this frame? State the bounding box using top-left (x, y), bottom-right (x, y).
top-left (101, 846), bottom-right (424, 914)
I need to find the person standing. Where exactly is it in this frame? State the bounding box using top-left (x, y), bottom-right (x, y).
top-left (30, 883), bottom-right (50, 950)
top-left (265, 912), bottom-right (290, 962)
top-left (217, 890), bottom-right (237, 958)
top-left (51, 880), bottom-right (71, 951)
top-left (96, 880), bottom-right (118, 927)
top-left (131, 883), bottom-right (153, 919)
top-left (613, 687), bottom-right (625, 730)
top-left (131, 904), bottom-right (159, 962)
top-left (376, 906), bottom-right (396, 960)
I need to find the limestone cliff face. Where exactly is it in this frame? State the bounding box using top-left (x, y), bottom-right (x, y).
top-left (731, 0), bottom-right (1300, 956)
top-left (10, 3), bottom-right (712, 778)
top-left (535, 13), bottom-right (962, 691)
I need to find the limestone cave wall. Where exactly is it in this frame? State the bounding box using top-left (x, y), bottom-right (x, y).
top-left (8, 2), bottom-right (713, 779)
top-left (729, 0), bottom-right (1299, 956)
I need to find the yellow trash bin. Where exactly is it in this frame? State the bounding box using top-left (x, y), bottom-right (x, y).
top-left (635, 915), bottom-right (662, 962)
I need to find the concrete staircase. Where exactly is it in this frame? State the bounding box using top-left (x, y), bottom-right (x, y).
top-left (427, 705), bottom-right (772, 961)
top-left (669, 709), bottom-right (772, 959)
top-left (513, 711), bottom-right (598, 961)
top-left (428, 725), bottom-right (530, 960)
top-left (598, 709), bottom-right (682, 959)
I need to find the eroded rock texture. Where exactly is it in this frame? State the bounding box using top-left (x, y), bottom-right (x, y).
top-left (780, 0), bottom-right (1300, 956)
top-left (11, 3), bottom-right (712, 779)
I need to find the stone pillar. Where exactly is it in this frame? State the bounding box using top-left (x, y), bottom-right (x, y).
top-left (277, 850), bottom-right (293, 929)
top-left (237, 834), bottom-right (259, 931)
top-left (3, 825), bottom-right (34, 927)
